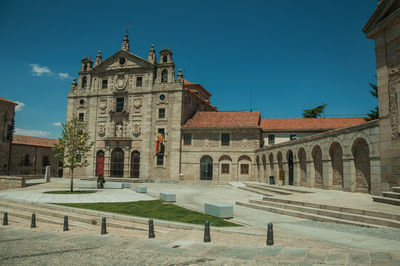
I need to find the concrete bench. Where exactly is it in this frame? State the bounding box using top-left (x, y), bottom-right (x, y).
top-left (134, 186), bottom-right (147, 193)
top-left (204, 203), bottom-right (233, 218)
top-left (122, 182), bottom-right (131, 188)
top-left (77, 182), bottom-right (97, 189)
top-left (160, 192), bottom-right (176, 202)
top-left (103, 182), bottom-right (124, 189)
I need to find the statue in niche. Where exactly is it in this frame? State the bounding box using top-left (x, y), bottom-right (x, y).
top-left (116, 122), bottom-right (123, 137)
top-left (98, 123), bottom-right (105, 136)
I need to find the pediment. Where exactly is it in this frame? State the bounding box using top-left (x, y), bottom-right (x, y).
top-left (94, 50), bottom-right (154, 72)
top-left (363, 0), bottom-right (400, 37)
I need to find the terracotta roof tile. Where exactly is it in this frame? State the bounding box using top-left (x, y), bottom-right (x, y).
top-left (0, 97), bottom-right (17, 105)
top-left (260, 118), bottom-right (366, 131)
top-left (12, 135), bottom-right (59, 148)
top-left (183, 111), bottom-right (261, 128)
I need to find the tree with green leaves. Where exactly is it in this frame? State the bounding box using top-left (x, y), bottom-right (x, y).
top-left (302, 104), bottom-right (327, 118)
top-left (53, 116), bottom-right (94, 192)
top-left (366, 82), bottom-right (379, 121)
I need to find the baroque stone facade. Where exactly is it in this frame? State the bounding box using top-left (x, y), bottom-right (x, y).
top-left (0, 97), bottom-right (16, 175)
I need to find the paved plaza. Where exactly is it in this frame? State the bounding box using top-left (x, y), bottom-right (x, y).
top-left (1, 179), bottom-right (400, 264)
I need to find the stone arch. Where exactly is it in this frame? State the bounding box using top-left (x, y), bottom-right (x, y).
top-left (256, 155), bottom-right (261, 179)
top-left (352, 138), bottom-right (371, 193)
top-left (161, 69), bottom-right (168, 83)
top-left (238, 155), bottom-right (251, 178)
top-left (311, 145), bottom-right (323, 188)
top-left (349, 131), bottom-right (375, 156)
top-left (329, 142), bottom-right (344, 188)
top-left (277, 151), bottom-right (284, 182)
top-left (262, 154), bottom-right (267, 180)
top-left (298, 147), bottom-right (307, 187)
top-left (269, 153), bottom-right (274, 173)
top-left (200, 155), bottom-right (213, 180)
top-left (219, 155), bottom-right (232, 177)
top-left (286, 149), bottom-right (294, 185)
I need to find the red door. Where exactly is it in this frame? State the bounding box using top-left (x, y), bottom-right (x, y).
top-left (96, 151), bottom-right (104, 176)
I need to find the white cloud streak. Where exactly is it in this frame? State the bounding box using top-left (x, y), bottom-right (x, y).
top-left (15, 128), bottom-right (50, 137)
top-left (52, 122), bottom-right (62, 126)
top-left (58, 73), bottom-right (70, 79)
top-left (14, 101), bottom-right (25, 112)
top-left (30, 64), bottom-right (52, 76)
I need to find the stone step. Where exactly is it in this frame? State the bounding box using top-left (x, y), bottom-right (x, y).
top-left (237, 186), bottom-right (274, 197)
top-left (392, 187), bottom-right (400, 193)
top-left (245, 184), bottom-right (292, 195)
top-left (248, 200), bottom-right (400, 229)
top-left (245, 183), bottom-right (313, 194)
top-left (382, 191), bottom-right (400, 199)
top-left (373, 196), bottom-right (400, 206)
top-left (261, 197), bottom-right (400, 221)
top-left (236, 201), bottom-right (379, 228)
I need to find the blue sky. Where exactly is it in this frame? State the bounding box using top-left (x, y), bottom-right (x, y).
top-left (0, 0), bottom-right (378, 139)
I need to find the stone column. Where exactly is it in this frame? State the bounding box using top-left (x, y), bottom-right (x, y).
top-left (306, 160), bottom-right (314, 188)
top-left (104, 148), bottom-right (110, 177)
top-left (283, 161), bottom-right (289, 186)
top-left (343, 157), bottom-right (356, 192)
top-left (370, 156), bottom-right (382, 195)
top-left (123, 147), bottom-right (130, 178)
top-left (45, 166), bottom-right (51, 182)
top-left (322, 158), bottom-right (332, 190)
top-left (294, 161), bottom-right (300, 186)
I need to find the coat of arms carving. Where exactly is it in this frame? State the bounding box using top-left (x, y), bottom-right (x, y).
top-left (115, 75), bottom-right (127, 91)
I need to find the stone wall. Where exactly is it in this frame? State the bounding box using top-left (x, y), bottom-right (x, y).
top-left (0, 176), bottom-right (25, 190)
top-left (0, 101), bottom-right (16, 175)
top-left (255, 120), bottom-right (381, 195)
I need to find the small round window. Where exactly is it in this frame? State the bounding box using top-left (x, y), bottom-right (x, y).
top-left (119, 57), bottom-right (126, 65)
top-left (80, 99), bottom-right (85, 105)
top-left (159, 94), bottom-right (166, 101)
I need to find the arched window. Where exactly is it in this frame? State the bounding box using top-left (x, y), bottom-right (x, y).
top-left (200, 155), bottom-right (213, 180)
top-left (96, 150), bottom-right (105, 176)
top-left (161, 70), bottom-right (168, 83)
top-left (82, 76), bottom-right (87, 88)
top-left (111, 148), bottom-right (124, 177)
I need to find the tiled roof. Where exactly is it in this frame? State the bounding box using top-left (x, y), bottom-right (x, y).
top-left (12, 135), bottom-right (59, 148)
top-left (183, 111), bottom-right (261, 128)
top-left (0, 97), bottom-right (17, 105)
top-left (260, 118), bottom-right (366, 131)
top-left (184, 80), bottom-right (212, 96)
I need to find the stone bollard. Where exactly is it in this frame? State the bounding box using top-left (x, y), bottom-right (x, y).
top-left (204, 221), bottom-right (211, 243)
top-left (101, 217), bottom-right (107, 235)
top-left (3, 212), bottom-right (8, 226)
top-left (63, 216), bottom-right (69, 231)
top-left (45, 166), bottom-right (51, 182)
top-left (266, 222), bottom-right (274, 246)
top-left (148, 219), bottom-right (155, 238)
top-left (31, 213), bottom-right (36, 228)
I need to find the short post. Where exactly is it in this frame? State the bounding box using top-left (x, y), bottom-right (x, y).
top-left (45, 166), bottom-right (51, 182)
top-left (31, 213), bottom-right (36, 228)
top-left (3, 212), bottom-right (8, 226)
top-left (63, 215), bottom-right (69, 231)
top-left (266, 222), bottom-right (274, 246)
top-left (148, 219), bottom-right (155, 238)
top-left (101, 217), bottom-right (107, 235)
top-left (204, 221), bottom-right (211, 243)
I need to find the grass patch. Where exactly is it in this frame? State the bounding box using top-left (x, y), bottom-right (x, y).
top-left (55, 200), bottom-right (240, 227)
top-left (44, 190), bottom-right (97, 194)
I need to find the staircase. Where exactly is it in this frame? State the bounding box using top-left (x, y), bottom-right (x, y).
top-left (236, 196), bottom-right (400, 229)
top-left (373, 187), bottom-right (400, 206)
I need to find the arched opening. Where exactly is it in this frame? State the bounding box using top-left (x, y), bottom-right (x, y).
top-left (82, 76), bottom-right (87, 88)
top-left (269, 153), bottom-right (274, 176)
top-left (238, 155), bottom-right (252, 179)
top-left (96, 150), bottom-right (105, 176)
top-left (312, 145), bottom-right (323, 188)
top-left (161, 69), bottom-right (168, 83)
top-left (329, 142), bottom-right (344, 188)
top-left (262, 154), bottom-right (267, 181)
top-left (277, 152), bottom-right (284, 184)
top-left (219, 155), bottom-right (232, 179)
top-left (111, 148), bottom-right (124, 177)
top-left (200, 155), bottom-right (213, 180)
top-left (352, 138), bottom-right (371, 193)
top-left (298, 148), bottom-right (307, 187)
top-left (130, 151), bottom-right (140, 178)
top-left (286, 150), bottom-right (294, 185)
top-left (256, 156), bottom-right (260, 179)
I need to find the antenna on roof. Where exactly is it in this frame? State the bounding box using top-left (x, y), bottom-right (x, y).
top-left (250, 88), bottom-right (253, 112)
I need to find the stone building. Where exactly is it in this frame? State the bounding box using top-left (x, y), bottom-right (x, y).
top-left (0, 97), bottom-right (17, 175)
top-left (363, 0), bottom-right (400, 191)
top-left (9, 135), bottom-right (60, 177)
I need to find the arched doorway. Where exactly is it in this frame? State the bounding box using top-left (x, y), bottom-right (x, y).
top-left (329, 142), bottom-right (344, 189)
top-left (312, 145), bottom-right (323, 188)
top-left (111, 148), bottom-right (124, 177)
top-left (287, 150), bottom-right (294, 185)
top-left (298, 148), bottom-right (307, 187)
top-left (200, 156), bottom-right (213, 180)
top-left (131, 151), bottom-right (140, 178)
top-left (352, 138), bottom-right (371, 193)
top-left (96, 150), bottom-right (105, 176)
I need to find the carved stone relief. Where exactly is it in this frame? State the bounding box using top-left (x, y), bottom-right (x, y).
top-left (99, 98), bottom-right (107, 114)
top-left (133, 97), bottom-right (142, 113)
top-left (115, 74), bottom-right (127, 91)
top-left (132, 124), bottom-right (141, 136)
top-left (115, 121), bottom-right (123, 137)
top-left (98, 123), bottom-right (105, 136)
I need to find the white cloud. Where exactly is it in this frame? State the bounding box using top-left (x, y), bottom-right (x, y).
top-left (30, 64), bottom-right (52, 76)
top-left (15, 128), bottom-right (50, 137)
top-left (52, 122), bottom-right (62, 126)
top-left (14, 101), bottom-right (25, 112)
top-left (58, 73), bottom-right (70, 79)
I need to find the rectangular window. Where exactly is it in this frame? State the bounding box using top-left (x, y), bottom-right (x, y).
top-left (183, 133), bottom-right (192, 145)
top-left (158, 108), bottom-right (165, 119)
top-left (158, 128), bottom-right (165, 137)
top-left (102, 79), bottom-right (108, 89)
top-left (221, 164), bottom-right (229, 174)
top-left (79, 113), bottom-right (84, 121)
top-left (156, 154), bottom-right (164, 166)
top-left (268, 135), bottom-right (275, 145)
top-left (240, 164), bottom-right (249, 175)
top-left (290, 135), bottom-right (297, 140)
top-left (221, 133), bottom-right (230, 146)
top-left (116, 97), bottom-right (124, 112)
top-left (136, 77), bottom-right (142, 87)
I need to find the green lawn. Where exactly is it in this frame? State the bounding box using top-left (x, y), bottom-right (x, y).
top-left (55, 200), bottom-right (240, 227)
top-left (44, 190), bottom-right (97, 194)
